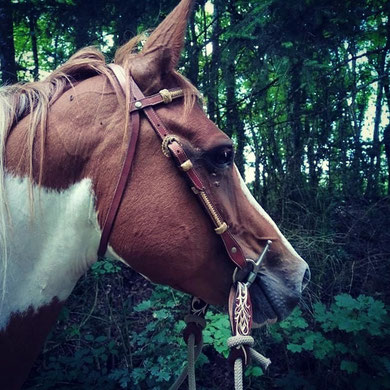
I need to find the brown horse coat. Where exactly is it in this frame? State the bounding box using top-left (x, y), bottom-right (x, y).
top-left (0, 0), bottom-right (309, 388)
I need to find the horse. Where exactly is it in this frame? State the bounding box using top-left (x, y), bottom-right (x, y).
top-left (0, 0), bottom-right (310, 388)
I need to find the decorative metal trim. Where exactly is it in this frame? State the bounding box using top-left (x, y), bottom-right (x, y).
top-left (191, 297), bottom-right (208, 317)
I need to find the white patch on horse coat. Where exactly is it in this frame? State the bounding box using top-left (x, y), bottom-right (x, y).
top-left (235, 166), bottom-right (301, 259)
top-left (0, 175), bottom-right (101, 330)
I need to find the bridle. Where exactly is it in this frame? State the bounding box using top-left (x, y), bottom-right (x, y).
top-left (98, 64), bottom-right (272, 388)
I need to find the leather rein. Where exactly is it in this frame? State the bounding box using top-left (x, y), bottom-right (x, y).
top-left (98, 64), bottom-right (272, 371)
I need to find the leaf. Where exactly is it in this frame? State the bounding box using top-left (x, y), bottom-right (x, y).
top-left (251, 366), bottom-right (264, 377)
top-left (340, 360), bottom-right (358, 374)
top-left (134, 300), bottom-right (153, 312)
top-left (281, 41), bottom-right (293, 48)
top-left (287, 343), bottom-right (303, 353)
top-left (335, 294), bottom-right (358, 309)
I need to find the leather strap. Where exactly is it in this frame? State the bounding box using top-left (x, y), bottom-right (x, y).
top-left (129, 78), bottom-right (247, 270)
top-left (98, 74), bottom-right (141, 257)
top-left (98, 64), bottom-right (247, 271)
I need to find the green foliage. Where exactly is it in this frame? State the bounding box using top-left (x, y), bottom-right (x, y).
top-left (91, 258), bottom-right (121, 276)
top-left (203, 312), bottom-right (231, 358)
top-left (269, 295), bottom-right (390, 389)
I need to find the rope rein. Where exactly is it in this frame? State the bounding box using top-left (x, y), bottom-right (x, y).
top-left (170, 297), bottom-right (271, 390)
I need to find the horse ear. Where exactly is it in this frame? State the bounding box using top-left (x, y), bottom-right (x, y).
top-left (141, 0), bottom-right (195, 70)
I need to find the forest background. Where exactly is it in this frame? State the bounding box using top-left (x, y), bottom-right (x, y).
top-left (1, 0), bottom-right (390, 389)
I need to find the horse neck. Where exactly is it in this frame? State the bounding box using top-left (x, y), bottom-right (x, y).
top-left (0, 75), bottom-right (126, 329)
top-left (0, 74), bottom-right (128, 388)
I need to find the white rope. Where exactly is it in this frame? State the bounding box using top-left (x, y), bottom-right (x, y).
top-left (169, 315), bottom-right (206, 390)
top-left (228, 335), bottom-right (271, 390)
top-left (249, 348), bottom-right (271, 370)
top-left (169, 335), bottom-right (204, 390)
top-left (234, 358), bottom-right (244, 390)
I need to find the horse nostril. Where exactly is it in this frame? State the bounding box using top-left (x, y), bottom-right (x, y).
top-left (302, 267), bottom-right (311, 291)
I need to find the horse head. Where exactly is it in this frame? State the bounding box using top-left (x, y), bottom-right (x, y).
top-left (0, 0), bottom-right (309, 387)
top-left (89, 0), bottom-right (310, 325)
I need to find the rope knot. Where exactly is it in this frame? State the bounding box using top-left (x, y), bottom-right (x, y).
top-left (227, 334), bottom-right (271, 373)
top-left (227, 335), bottom-right (254, 348)
top-left (227, 335), bottom-right (254, 367)
top-left (183, 314), bottom-right (206, 346)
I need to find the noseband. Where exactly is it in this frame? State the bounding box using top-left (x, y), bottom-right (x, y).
top-left (98, 64), bottom-right (272, 387)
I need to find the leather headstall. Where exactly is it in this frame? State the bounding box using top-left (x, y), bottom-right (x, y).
top-left (98, 64), bottom-right (248, 272)
top-left (98, 64), bottom-right (271, 368)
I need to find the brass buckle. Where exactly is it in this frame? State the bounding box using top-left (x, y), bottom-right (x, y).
top-left (161, 135), bottom-right (179, 157)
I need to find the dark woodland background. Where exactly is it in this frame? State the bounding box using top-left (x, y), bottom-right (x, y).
top-left (1, 0), bottom-right (390, 389)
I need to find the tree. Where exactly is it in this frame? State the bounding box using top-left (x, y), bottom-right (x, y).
top-left (0, 0), bottom-right (17, 84)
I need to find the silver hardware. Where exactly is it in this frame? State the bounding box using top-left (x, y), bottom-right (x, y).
top-left (135, 101), bottom-right (143, 108)
top-left (245, 240), bottom-right (272, 287)
top-left (231, 247), bottom-right (237, 254)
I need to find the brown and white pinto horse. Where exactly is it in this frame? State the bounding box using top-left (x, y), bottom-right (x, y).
top-left (0, 0), bottom-right (309, 388)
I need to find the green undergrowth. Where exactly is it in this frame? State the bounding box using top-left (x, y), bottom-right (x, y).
top-left (25, 259), bottom-right (390, 389)
top-left (267, 294), bottom-right (390, 390)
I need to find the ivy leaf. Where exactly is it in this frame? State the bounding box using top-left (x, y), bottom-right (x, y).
top-left (245, 366), bottom-right (264, 377)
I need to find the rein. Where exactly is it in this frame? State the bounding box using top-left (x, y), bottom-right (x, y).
top-left (99, 64), bottom-right (272, 389)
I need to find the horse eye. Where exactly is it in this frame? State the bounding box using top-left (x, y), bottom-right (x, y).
top-left (210, 146), bottom-right (234, 168)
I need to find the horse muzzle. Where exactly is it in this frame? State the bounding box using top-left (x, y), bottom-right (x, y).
top-left (250, 261), bottom-right (311, 324)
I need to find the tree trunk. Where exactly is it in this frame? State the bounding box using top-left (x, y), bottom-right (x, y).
top-left (384, 125), bottom-right (390, 196)
top-left (286, 60), bottom-right (304, 199)
top-left (223, 2), bottom-right (245, 179)
top-left (73, 0), bottom-right (94, 50)
top-left (367, 19), bottom-right (389, 198)
top-left (0, 0), bottom-right (17, 84)
top-left (349, 39), bottom-right (364, 196)
top-left (29, 13), bottom-right (39, 81)
top-left (367, 52), bottom-right (386, 197)
top-left (185, 4), bottom-right (200, 86)
top-left (207, 0), bottom-right (221, 124)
